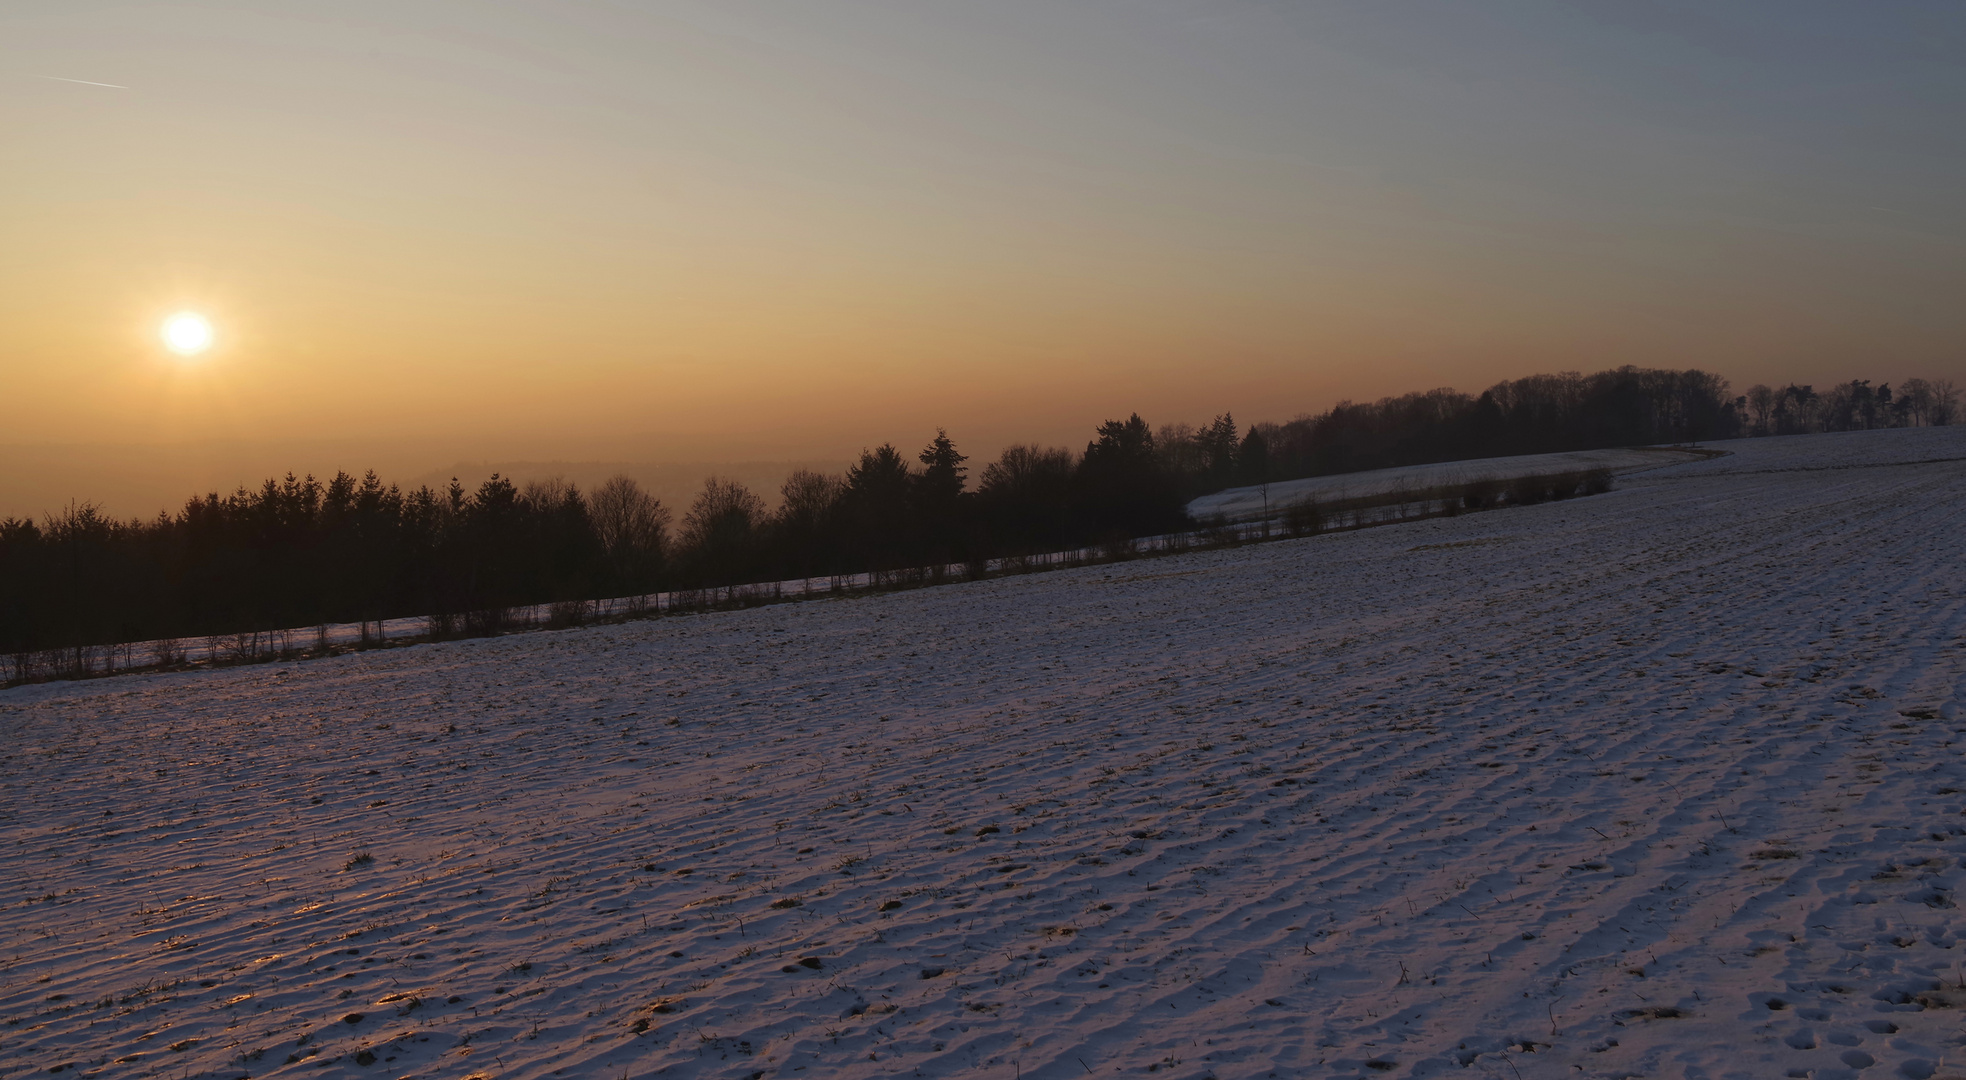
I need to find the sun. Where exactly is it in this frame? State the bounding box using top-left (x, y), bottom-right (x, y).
top-left (162, 312), bottom-right (214, 355)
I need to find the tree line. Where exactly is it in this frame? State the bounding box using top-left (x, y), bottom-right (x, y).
top-left (2, 364), bottom-right (1953, 671)
top-left (1737, 378), bottom-right (1958, 436)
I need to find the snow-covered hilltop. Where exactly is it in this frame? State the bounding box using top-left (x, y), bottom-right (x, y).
top-left (1184, 444), bottom-right (1702, 522)
top-left (3, 427), bottom-right (1964, 1079)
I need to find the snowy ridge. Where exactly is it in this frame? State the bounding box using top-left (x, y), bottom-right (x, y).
top-left (1183, 446), bottom-right (1705, 523)
top-left (3, 426), bottom-right (1965, 1079)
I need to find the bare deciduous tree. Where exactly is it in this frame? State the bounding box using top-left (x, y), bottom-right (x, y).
top-left (590, 475), bottom-right (671, 590)
top-left (681, 477), bottom-right (768, 587)
top-left (775, 470), bottom-right (845, 533)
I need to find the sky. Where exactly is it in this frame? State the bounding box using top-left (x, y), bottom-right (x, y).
top-left (4, 1), bottom-right (1964, 518)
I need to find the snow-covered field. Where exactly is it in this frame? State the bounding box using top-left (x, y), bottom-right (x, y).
top-left (1184, 446), bottom-right (1704, 522)
top-left (4, 426), bottom-right (1965, 1080)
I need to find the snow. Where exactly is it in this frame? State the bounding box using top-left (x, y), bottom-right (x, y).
top-left (4, 426), bottom-right (1965, 1080)
top-left (1184, 446), bottom-right (1706, 522)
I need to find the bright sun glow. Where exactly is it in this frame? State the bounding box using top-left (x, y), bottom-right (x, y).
top-left (162, 312), bottom-right (214, 355)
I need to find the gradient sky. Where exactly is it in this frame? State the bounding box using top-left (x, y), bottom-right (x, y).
top-left (4, 1), bottom-right (1963, 516)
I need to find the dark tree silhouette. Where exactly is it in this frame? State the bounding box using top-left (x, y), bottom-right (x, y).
top-left (914, 429), bottom-right (971, 562)
top-left (842, 445), bottom-right (917, 572)
top-left (680, 477), bottom-right (767, 587)
top-left (977, 445), bottom-right (1076, 554)
top-left (1076, 414), bottom-right (1186, 539)
top-left (4, 363), bottom-right (1942, 682)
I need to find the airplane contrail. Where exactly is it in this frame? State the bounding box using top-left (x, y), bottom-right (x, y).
top-left (31, 74), bottom-right (128, 89)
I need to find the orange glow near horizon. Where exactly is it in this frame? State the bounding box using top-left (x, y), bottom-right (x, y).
top-left (2, 3), bottom-right (1963, 521)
